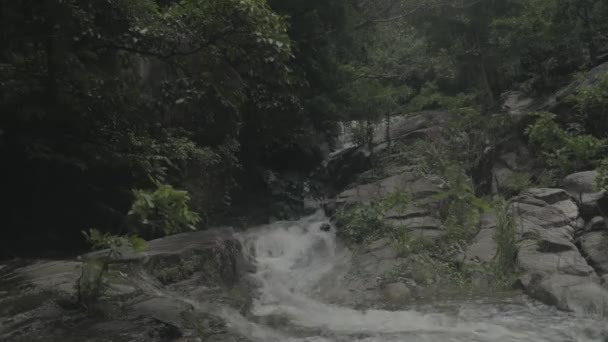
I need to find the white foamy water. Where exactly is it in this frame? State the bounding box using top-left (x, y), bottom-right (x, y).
top-left (227, 211), bottom-right (608, 342)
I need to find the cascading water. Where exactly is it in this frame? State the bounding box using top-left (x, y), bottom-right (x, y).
top-left (221, 211), bottom-right (608, 342)
top-left (131, 211), bottom-right (607, 341)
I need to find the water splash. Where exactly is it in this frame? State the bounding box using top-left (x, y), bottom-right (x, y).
top-left (236, 211), bottom-right (607, 342)
top-left (132, 211), bottom-right (607, 342)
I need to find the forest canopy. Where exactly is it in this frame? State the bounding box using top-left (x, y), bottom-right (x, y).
top-left (2, 0), bottom-right (608, 256)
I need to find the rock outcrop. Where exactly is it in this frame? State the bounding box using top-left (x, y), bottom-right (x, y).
top-left (0, 229), bottom-right (253, 342)
top-left (563, 171), bottom-right (606, 218)
top-left (511, 187), bottom-right (608, 314)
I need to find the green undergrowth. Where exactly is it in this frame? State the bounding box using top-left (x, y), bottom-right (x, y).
top-left (335, 190), bottom-right (411, 244)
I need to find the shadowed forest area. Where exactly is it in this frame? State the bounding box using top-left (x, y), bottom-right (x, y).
top-left (1, 0), bottom-right (608, 258)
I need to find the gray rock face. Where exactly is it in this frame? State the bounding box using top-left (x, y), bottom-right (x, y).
top-left (578, 231), bottom-right (608, 275)
top-left (336, 170), bottom-right (445, 239)
top-left (382, 282), bottom-right (411, 302)
top-left (463, 213), bottom-right (497, 264)
top-left (563, 171), bottom-right (606, 218)
top-left (522, 273), bottom-right (608, 315)
top-left (335, 238), bottom-right (404, 307)
top-left (585, 216), bottom-right (607, 233)
top-left (501, 91), bottom-right (546, 119)
top-left (521, 188), bottom-right (571, 204)
top-left (0, 229), bottom-right (253, 342)
top-left (323, 146), bottom-right (372, 190)
top-left (511, 189), bottom-right (608, 313)
top-left (491, 146), bottom-right (535, 195)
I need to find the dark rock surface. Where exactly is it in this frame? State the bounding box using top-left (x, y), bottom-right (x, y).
top-left (0, 229), bottom-right (254, 342)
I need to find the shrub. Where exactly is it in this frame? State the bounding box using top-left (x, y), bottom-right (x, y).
top-left (335, 190), bottom-right (410, 243)
top-left (526, 112), bottom-right (605, 175)
top-left (597, 158), bottom-right (608, 191)
top-left (77, 229), bottom-right (147, 307)
top-left (129, 179), bottom-right (201, 236)
top-left (566, 73), bottom-right (608, 137)
top-left (502, 172), bottom-right (533, 195)
top-left (407, 83), bottom-right (472, 112)
top-left (401, 139), bottom-right (489, 241)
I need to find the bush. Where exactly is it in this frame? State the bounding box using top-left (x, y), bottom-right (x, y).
top-left (526, 112), bottom-right (605, 175)
top-left (407, 83), bottom-right (472, 112)
top-left (335, 190), bottom-right (410, 243)
top-left (567, 73), bottom-right (608, 137)
top-left (129, 179), bottom-right (201, 236)
top-left (502, 172), bottom-right (533, 195)
top-left (597, 158), bottom-right (608, 191)
top-left (401, 139), bottom-right (489, 241)
top-left (350, 120), bottom-right (376, 149)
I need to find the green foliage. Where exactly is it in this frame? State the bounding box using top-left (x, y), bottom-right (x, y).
top-left (596, 158), bottom-right (608, 191)
top-left (526, 112), bottom-right (605, 175)
top-left (78, 229), bottom-right (147, 307)
top-left (350, 121), bottom-right (375, 148)
top-left (491, 0), bottom-right (608, 91)
top-left (566, 73), bottom-right (608, 136)
top-left (0, 0), bottom-right (297, 252)
top-left (402, 139), bottom-right (489, 241)
top-left (82, 229), bottom-right (147, 253)
top-left (335, 190), bottom-right (410, 244)
top-left (407, 83), bottom-right (471, 112)
top-left (386, 254), bottom-right (469, 289)
top-left (492, 199), bottom-right (518, 279)
top-left (502, 172), bottom-right (533, 195)
top-left (129, 180), bottom-right (201, 236)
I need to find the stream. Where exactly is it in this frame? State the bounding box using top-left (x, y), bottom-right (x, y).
top-left (204, 211), bottom-right (608, 342)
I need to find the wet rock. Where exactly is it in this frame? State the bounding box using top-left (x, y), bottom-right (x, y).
top-left (366, 238), bottom-right (399, 261)
top-left (512, 190), bottom-right (602, 312)
top-left (522, 273), bottom-right (608, 314)
top-left (322, 200), bottom-right (337, 217)
top-left (0, 228), bottom-right (253, 342)
top-left (578, 231), bottom-right (608, 275)
top-left (382, 282), bottom-right (411, 302)
top-left (320, 223), bottom-right (331, 232)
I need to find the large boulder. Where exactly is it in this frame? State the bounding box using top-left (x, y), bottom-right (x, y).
top-left (0, 228), bottom-right (253, 342)
top-left (578, 231), bottom-right (608, 276)
top-left (522, 273), bottom-right (608, 315)
top-left (563, 171), bottom-right (606, 218)
top-left (510, 188), bottom-right (608, 312)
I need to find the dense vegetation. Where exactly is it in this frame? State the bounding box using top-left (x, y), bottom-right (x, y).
top-left (2, 0), bottom-right (608, 257)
